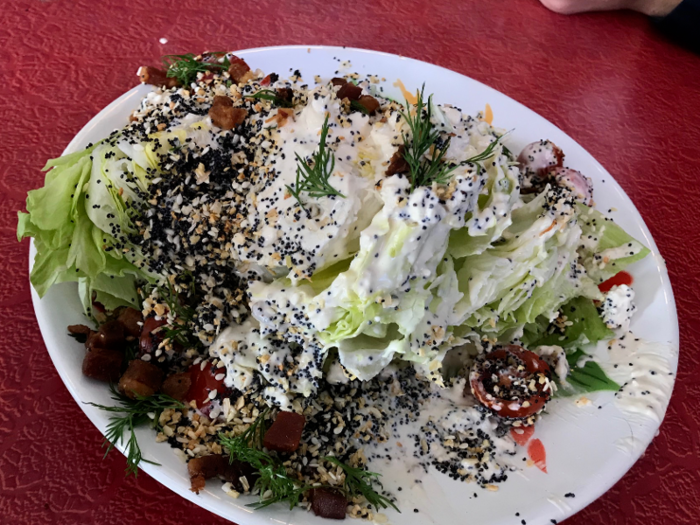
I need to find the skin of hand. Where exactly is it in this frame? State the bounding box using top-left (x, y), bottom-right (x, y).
top-left (539, 0), bottom-right (682, 16)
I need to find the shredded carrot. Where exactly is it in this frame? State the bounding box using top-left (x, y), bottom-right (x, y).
top-left (393, 79), bottom-right (417, 105)
top-left (484, 103), bottom-right (493, 125)
top-left (527, 438), bottom-right (547, 473)
top-left (540, 220), bottom-right (557, 236)
top-left (510, 426), bottom-right (535, 447)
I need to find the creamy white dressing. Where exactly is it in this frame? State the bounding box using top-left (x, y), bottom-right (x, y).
top-left (370, 374), bottom-right (517, 483)
top-left (536, 345), bottom-right (569, 381)
top-left (547, 495), bottom-right (573, 515)
top-left (597, 242), bottom-right (643, 263)
top-left (601, 284), bottom-right (636, 331)
top-left (604, 335), bottom-right (676, 423)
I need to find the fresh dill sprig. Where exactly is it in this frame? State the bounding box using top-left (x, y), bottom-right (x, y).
top-left (86, 384), bottom-right (185, 476)
top-left (399, 86), bottom-right (458, 191)
top-left (161, 53), bottom-right (228, 86)
top-left (350, 99), bottom-right (369, 114)
top-left (245, 89), bottom-right (293, 108)
top-left (286, 114), bottom-right (345, 210)
top-left (218, 418), bottom-right (398, 511)
top-left (463, 134), bottom-right (506, 164)
top-left (324, 456), bottom-right (399, 512)
top-left (157, 272), bottom-right (200, 349)
top-left (218, 409), bottom-right (312, 510)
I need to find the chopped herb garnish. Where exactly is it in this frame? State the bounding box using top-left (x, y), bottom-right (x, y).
top-left (219, 410), bottom-right (310, 510)
top-left (245, 89), bottom-right (293, 108)
top-left (324, 456), bottom-right (399, 512)
top-left (218, 413), bottom-right (397, 512)
top-left (161, 53), bottom-right (229, 86)
top-left (463, 134), bottom-right (507, 165)
top-left (86, 385), bottom-right (185, 476)
top-left (350, 99), bottom-right (369, 114)
top-left (287, 114), bottom-right (345, 210)
top-left (156, 272), bottom-right (200, 349)
top-left (399, 86), bottom-right (458, 191)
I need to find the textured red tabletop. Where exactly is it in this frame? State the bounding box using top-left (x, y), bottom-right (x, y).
top-left (2, 0), bottom-right (699, 523)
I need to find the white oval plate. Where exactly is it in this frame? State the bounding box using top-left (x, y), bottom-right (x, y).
top-left (30, 46), bottom-right (679, 525)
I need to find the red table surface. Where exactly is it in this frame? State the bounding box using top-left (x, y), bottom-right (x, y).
top-left (2, 0), bottom-right (699, 523)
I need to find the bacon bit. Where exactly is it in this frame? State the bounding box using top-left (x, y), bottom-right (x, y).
top-left (212, 95), bottom-right (233, 108)
top-left (118, 187), bottom-right (124, 196)
top-left (510, 425), bottom-right (535, 447)
top-left (265, 107), bottom-right (295, 128)
top-left (157, 123), bottom-right (167, 131)
top-left (527, 438), bottom-right (547, 473)
top-left (209, 106), bottom-right (247, 130)
top-left (309, 488), bottom-right (347, 520)
top-left (129, 113), bottom-right (138, 123)
top-left (393, 79), bottom-right (417, 104)
top-left (386, 145), bottom-right (409, 176)
top-left (276, 87), bottom-right (294, 103)
top-left (239, 70), bottom-right (256, 84)
top-left (263, 412), bottom-right (306, 453)
top-left (357, 94), bottom-right (380, 115)
top-left (483, 103), bottom-right (493, 125)
top-left (118, 359), bottom-right (164, 399)
top-left (337, 82), bottom-right (362, 101)
top-left (227, 56), bottom-right (251, 83)
top-left (137, 66), bottom-right (180, 88)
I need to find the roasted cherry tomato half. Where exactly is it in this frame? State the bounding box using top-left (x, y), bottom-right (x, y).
top-left (139, 316), bottom-right (167, 356)
top-left (469, 345), bottom-right (552, 420)
top-left (186, 362), bottom-right (227, 409)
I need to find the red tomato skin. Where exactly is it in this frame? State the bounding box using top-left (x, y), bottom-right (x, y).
top-left (527, 438), bottom-right (548, 473)
top-left (139, 316), bottom-right (167, 356)
top-left (186, 362), bottom-right (226, 408)
top-left (260, 74), bottom-right (272, 86)
top-left (511, 425), bottom-right (535, 447)
top-left (470, 345), bottom-right (552, 419)
top-left (598, 271), bottom-right (633, 293)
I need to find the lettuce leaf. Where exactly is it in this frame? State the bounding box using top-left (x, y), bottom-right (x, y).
top-left (557, 349), bottom-right (620, 396)
top-left (523, 297), bottom-right (618, 396)
top-left (577, 205), bottom-right (650, 284)
top-left (452, 189), bottom-right (599, 336)
top-left (522, 296), bottom-right (613, 349)
top-left (447, 151), bottom-right (519, 259)
top-left (18, 143), bottom-right (149, 318)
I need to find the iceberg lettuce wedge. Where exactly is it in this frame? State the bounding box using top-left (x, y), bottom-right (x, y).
top-left (577, 204), bottom-right (650, 283)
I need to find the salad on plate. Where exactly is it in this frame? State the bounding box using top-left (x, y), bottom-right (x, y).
top-left (18, 50), bottom-right (661, 520)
